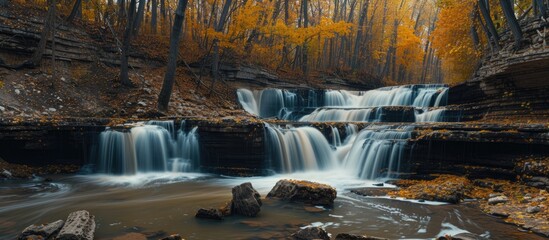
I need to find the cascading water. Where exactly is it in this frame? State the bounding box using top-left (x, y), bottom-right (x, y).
top-left (236, 85), bottom-right (451, 179)
top-left (343, 126), bottom-right (413, 179)
top-left (237, 84), bottom-right (449, 122)
top-left (95, 120), bottom-right (200, 175)
top-left (264, 123), bottom-right (413, 180)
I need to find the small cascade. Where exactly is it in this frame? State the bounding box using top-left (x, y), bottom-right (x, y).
top-left (416, 109), bottom-right (446, 122)
top-left (343, 126), bottom-right (413, 179)
top-left (330, 126), bottom-right (342, 147)
top-left (95, 120), bottom-right (201, 175)
top-left (237, 84), bottom-right (451, 122)
top-left (265, 124), bottom-right (336, 173)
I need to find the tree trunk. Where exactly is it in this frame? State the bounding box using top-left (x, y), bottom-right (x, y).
top-left (534, 0), bottom-right (547, 18)
top-left (133, 0), bottom-right (146, 35)
top-left (478, 0), bottom-right (500, 50)
top-left (210, 0), bottom-right (232, 94)
top-left (118, 0), bottom-right (126, 25)
top-left (151, 0), bottom-right (158, 34)
top-left (351, 0), bottom-right (369, 69)
top-left (120, 0), bottom-right (137, 86)
top-left (28, 0), bottom-right (56, 67)
top-left (500, 0), bottom-right (523, 48)
top-left (67, 0), bottom-right (82, 22)
top-left (157, 0), bottom-right (189, 112)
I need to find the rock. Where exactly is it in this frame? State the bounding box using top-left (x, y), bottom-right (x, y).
top-left (350, 188), bottom-right (393, 197)
top-left (335, 233), bottom-right (388, 240)
top-left (143, 88), bottom-right (152, 94)
top-left (195, 208), bottom-right (223, 220)
top-left (112, 233), bottom-right (147, 240)
top-left (159, 234), bottom-right (183, 240)
top-left (47, 108), bottom-right (56, 112)
top-left (372, 183), bottom-right (384, 187)
top-left (526, 206), bottom-right (541, 214)
top-left (267, 180), bottom-right (337, 207)
top-left (488, 196), bottom-right (508, 205)
top-left (439, 232), bottom-right (487, 240)
top-left (136, 109), bottom-right (145, 113)
top-left (0, 106), bottom-right (4, 111)
top-left (18, 220), bottom-right (64, 240)
top-left (2, 169), bottom-right (12, 178)
top-left (231, 182), bottom-right (262, 217)
top-left (56, 210), bottom-right (95, 240)
top-left (304, 205), bottom-right (325, 213)
top-left (137, 101), bottom-right (147, 107)
top-left (291, 227), bottom-right (330, 240)
top-left (15, 89), bottom-right (21, 94)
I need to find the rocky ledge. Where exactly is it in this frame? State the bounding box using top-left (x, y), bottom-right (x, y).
top-left (267, 179), bottom-right (337, 207)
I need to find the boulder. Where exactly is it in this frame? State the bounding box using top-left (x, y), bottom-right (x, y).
top-left (335, 233), bottom-right (388, 240)
top-left (231, 182), bottom-right (262, 217)
top-left (267, 180), bottom-right (337, 207)
top-left (56, 210), bottom-right (95, 240)
top-left (195, 208), bottom-right (224, 220)
top-left (488, 196), bottom-right (508, 205)
top-left (291, 227), bottom-right (330, 240)
top-left (18, 220), bottom-right (64, 240)
top-left (526, 206), bottom-right (541, 214)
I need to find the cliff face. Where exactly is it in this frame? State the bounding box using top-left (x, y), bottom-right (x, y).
top-left (448, 17), bottom-right (549, 122)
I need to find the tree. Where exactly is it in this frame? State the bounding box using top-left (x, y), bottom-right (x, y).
top-left (478, 0), bottom-right (500, 51)
top-left (28, 0), bottom-right (56, 67)
top-left (120, 0), bottom-right (137, 86)
top-left (158, 0), bottom-right (189, 112)
top-left (67, 0), bottom-right (82, 22)
top-left (500, 0), bottom-right (523, 48)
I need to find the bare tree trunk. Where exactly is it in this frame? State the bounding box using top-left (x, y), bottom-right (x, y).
top-left (351, 0), bottom-right (369, 69)
top-left (133, 0), bottom-right (146, 35)
top-left (118, 0), bottom-right (126, 26)
top-left (478, 0), bottom-right (500, 51)
top-left (500, 0), bottom-right (523, 48)
top-left (67, 0), bottom-right (82, 22)
top-left (210, 0), bottom-right (232, 94)
top-left (151, 0), bottom-right (158, 34)
top-left (157, 0), bottom-right (189, 112)
top-left (120, 0), bottom-right (137, 86)
top-left (28, 0), bottom-right (56, 67)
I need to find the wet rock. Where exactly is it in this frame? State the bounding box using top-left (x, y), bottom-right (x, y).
top-left (0, 106), bottom-right (4, 111)
top-left (195, 208), bottom-right (223, 220)
top-left (291, 227), bottom-right (330, 240)
top-left (18, 220), bottom-right (64, 240)
top-left (438, 232), bottom-right (487, 240)
top-left (487, 196), bottom-right (508, 205)
top-left (488, 206), bottom-right (510, 217)
top-left (350, 188), bottom-right (393, 197)
top-left (159, 234), bottom-right (183, 240)
top-left (137, 101), bottom-right (147, 107)
top-left (267, 180), bottom-right (337, 207)
top-left (56, 210), bottom-right (95, 240)
top-left (231, 182), bottom-right (262, 217)
top-left (15, 89), bottom-right (21, 94)
top-left (372, 183), bottom-right (384, 187)
top-left (47, 108), bottom-right (56, 112)
top-left (303, 205), bottom-right (325, 213)
top-left (335, 233), bottom-right (388, 240)
top-left (526, 206), bottom-right (541, 214)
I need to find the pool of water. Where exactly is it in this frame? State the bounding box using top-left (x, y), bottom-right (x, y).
top-left (0, 171), bottom-right (542, 240)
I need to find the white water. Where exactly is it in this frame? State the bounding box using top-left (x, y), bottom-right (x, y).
top-left (265, 124), bottom-right (413, 180)
top-left (237, 84), bottom-right (449, 122)
top-left (95, 120), bottom-right (200, 175)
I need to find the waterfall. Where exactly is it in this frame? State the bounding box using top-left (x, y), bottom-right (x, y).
top-left (265, 124), bottom-right (336, 173)
top-left (330, 126), bottom-right (342, 147)
top-left (416, 109), bottom-right (445, 122)
top-left (95, 121), bottom-right (201, 175)
top-left (237, 84), bottom-right (450, 122)
top-left (343, 126), bottom-right (413, 179)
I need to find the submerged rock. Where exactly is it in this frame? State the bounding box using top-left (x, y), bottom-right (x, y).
top-left (335, 233), bottom-right (388, 240)
top-left (231, 182), bottom-right (262, 217)
top-left (267, 179), bottom-right (337, 207)
top-left (437, 232), bottom-right (487, 240)
top-left (291, 227), bottom-right (330, 240)
top-left (56, 210), bottom-right (95, 240)
top-left (195, 208), bottom-right (224, 220)
top-left (526, 206), bottom-right (541, 214)
top-left (18, 219), bottom-right (64, 240)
